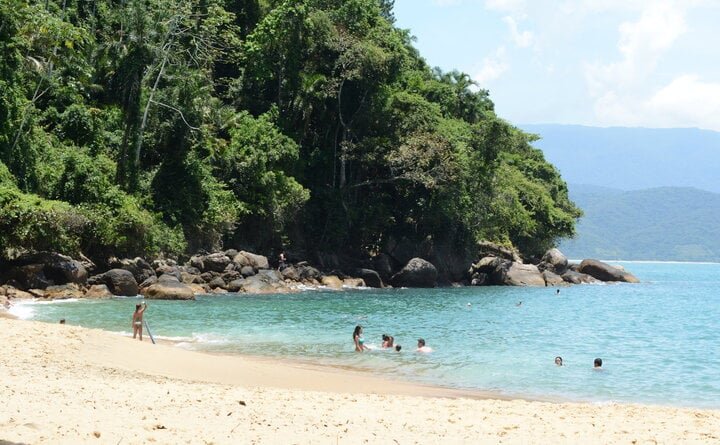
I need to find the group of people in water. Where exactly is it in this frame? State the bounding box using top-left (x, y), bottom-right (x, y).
top-left (555, 356), bottom-right (603, 368)
top-left (353, 325), bottom-right (433, 353)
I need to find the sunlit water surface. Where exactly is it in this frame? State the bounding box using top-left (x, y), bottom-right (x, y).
top-left (15, 262), bottom-right (720, 408)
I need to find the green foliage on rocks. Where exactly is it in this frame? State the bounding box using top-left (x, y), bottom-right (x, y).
top-left (0, 0), bottom-right (580, 262)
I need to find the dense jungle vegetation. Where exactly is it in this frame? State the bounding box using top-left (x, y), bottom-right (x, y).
top-left (0, 0), bottom-right (581, 263)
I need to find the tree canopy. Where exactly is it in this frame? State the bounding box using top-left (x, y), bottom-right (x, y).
top-left (0, 0), bottom-right (580, 263)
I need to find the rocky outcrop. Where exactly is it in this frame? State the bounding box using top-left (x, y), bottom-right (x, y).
top-left (110, 257), bottom-right (155, 284)
top-left (493, 262), bottom-right (546, 286)
top-left (539, 248), bottom-right (568, 275)
top-left (236, 251), bottom-right (270, 270)
top-left (354, 269), bottom-right (383, 288)
top-left (321, 275), bottom-right (343, 289)
top-left (30, 283), bottom-right (84, 299)
top-left (0, 252), bottom-right (88, 290)
top-left (90, 269), bottom-right (138, 296)
top-left (142, 275), bottom-right (195, 300)
top-left (85, 284), bottom-right (114, 299)
top-left (477, 241), bottom-right (522, 263)
top-left (391, 258), bottom-right (438, 288)
top-left (561, 270), bottom-right (599, 284)
top-left (578, 259), bottom-right (640, 283)
top-left (542, 270), bottom-right (565, 286)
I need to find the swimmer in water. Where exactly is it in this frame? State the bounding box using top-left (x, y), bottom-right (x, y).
top-left (416, 338), bottom-right (433, 353)
top-left (395, 345), bottom-right (402, 352)
top-left (381, 334), bottom-right (394, 348)
top-left (556, 289), bottom-right (560, 295)
top-left (353, 325), bottom-right (369, 352)
top-left (555, 356), bottom-right (563, 366)
top-left (516, 301), bottom-right (522, 307)
top-left (594, 358), bottom-right (603, 369)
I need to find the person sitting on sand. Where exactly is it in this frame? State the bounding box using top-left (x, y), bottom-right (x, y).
top-left (416, 338), bottom-right (433, 353)
top-left (132, 302), bottom-right (148, 341)
top-left (381, 334), bottom-right (394, 348)
top-left (594, 358), bottom-right (603, 369)
top-left (555, 356), bottom-right (563, 366)
top-left (353, 325), bottom-right (369, 352)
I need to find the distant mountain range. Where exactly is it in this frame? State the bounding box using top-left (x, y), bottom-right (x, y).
top-left (522, 124), bottom-right (720, 193)
top-left (558, 185), bottom-right (720, 262)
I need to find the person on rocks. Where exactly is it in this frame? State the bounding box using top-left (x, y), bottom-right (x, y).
top-left (132, 302), bottom-right (148, 341)
top-left (278, 251), bottom-right (287, 271)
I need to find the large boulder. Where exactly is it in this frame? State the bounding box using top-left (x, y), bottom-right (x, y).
top-left (320, 275), bottom-right (343, 289)
top-left (371, 254), bottom-right (394, 282)
top-left (496, 263), bottom-right (546, 286)
top-left (542, 270), bottom-right (565, 287)
top-left (84, 284), bottom-right (114, 299)
top-left (238, 251), bottom-right (270, 270)
top-left (1, 252), bottom-right (88, 290)
top-left (110, 257), bottom-right (155, 284)
top-left (472, 256), bottom-right (508, 275)
top-left (579, 259), bottom-right (640, 283)
top-left (561, 270), bottom-right (599, 284)
top-left (30, 283), bottom-right (84, 300)
top-left (142, 275), bottom-right (195, 300)
top-left (238, 273), bottom-right (290, 294)
top-left (391, 258), bottom-right (438, 288)
top-left (93, 269), bottom-right (139, 296)
top-left (296, 263), bottom-right (321, 281)
top-left (201, 253), bottom-right (231, 273)
top-left (540, 248), bottom-right (569, 275)
top-left (354, 269), bottom-right (383, 288)
top-left (208, 277), bottom-right (226, 290)
top-left (281, 266), bottom-right (300, 281)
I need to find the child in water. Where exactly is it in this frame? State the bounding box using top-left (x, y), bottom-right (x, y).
top-left (416, 338), bottom-right (433, 353)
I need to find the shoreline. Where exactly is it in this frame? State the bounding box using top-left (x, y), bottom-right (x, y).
top-left (2, 317), bottom-right (719, 444)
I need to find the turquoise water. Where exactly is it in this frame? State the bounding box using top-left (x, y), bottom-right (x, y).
top-left (14, 262), bottom-right (720, 408)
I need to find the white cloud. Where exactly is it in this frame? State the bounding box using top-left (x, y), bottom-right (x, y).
top-left (586, 1), bottom-right (687, 93)
top-left (503, 16), bottom-right (534, 47)
top-left (590, 75), bottom-right (720, 131)
top-left (472, 46), bottom-right (509, 85)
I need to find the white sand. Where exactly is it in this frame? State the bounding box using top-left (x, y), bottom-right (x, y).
top-left (1, 317), bottom-right (718, 444)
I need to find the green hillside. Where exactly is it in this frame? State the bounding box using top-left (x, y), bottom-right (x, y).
top-left (560, 185), bottom-right (720, 262)
top-left (0, 0), bottom-right (579, 263)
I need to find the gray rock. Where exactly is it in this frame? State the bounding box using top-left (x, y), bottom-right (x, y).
top-left (542, 270), bottom-right (565, 286)
top-left (240, 266), bottom-right (256, 277)
top-left (31, 283), bottom-right (84, 299)
top-left (95, 269), bottom-right (138, 296)
top-left (541, 248), bottom-right (569, 275)
top-left (143, 280), bottom-right (195, 300)
top-left (354, 269), bottom-right (383, 288)
top-left (471, 273), bottom-right (488, 286)
top-left (257, 269), bottom-right (282, 283)
top-left (232, 253), bottom-right (251, 267)
top-left (391, 258), bottom-right (438, 288)
top-left (561, 270), bottom-right (599, 284)
top-left (208, 277), bottom-right (226, 289)
top-left (139, 275), bottom-right (158, 289)
top-left (321, 275), bottom-right (343, 289)
top-left (297, 264), bottom-right (321, 281)
top-left (222, 270), bottom-right (241, 282)
top-left (226, 279), bottom-right (245, 292)
top-left (372, 254), bottom-right (394, 281)
top-left (239, 251), bottom-right (270, 270)
top-left (579, 259), bottom-right (640, 283)
top-left (85, 284), bottom-right (114, 299)
top-left (202, 253), bottom-right (231, 273)
top-left (224, 249), bottom-right (238, 259)
top-left (498, 263), bottom-right (545, 286)
top-left (110, 257), bottom-right (155, 284)
top-left (281, 266), bottom-right (300, 281)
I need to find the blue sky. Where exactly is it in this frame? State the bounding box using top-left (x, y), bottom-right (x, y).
top-left (393, 0), bottom-right (720, 131)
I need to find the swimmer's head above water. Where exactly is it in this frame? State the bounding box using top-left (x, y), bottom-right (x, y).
top-left (555, 356), bottom-right (563, 366)
top-left (594, 358), bottom-right (603, 368)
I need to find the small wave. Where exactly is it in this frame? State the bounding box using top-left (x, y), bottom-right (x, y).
top-left (8, 303), bottom-right (35, 319)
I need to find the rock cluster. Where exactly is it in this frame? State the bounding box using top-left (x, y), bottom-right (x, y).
top-left (468, 247), bottom-right (639, 286)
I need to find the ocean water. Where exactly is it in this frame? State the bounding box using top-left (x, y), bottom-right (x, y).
top-left (13, 262), bottom-right (720, 408)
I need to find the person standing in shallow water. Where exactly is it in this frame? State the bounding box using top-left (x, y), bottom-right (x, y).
top-left (353, 325), bottom-right (369, 352)
top-left (132, 302), bottom-right (147, 341)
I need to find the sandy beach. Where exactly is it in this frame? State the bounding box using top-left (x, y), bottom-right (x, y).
top-left (1, 317), bottom-right (719, 444)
